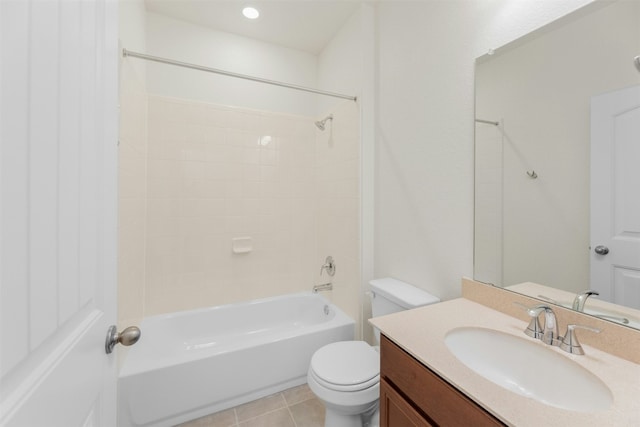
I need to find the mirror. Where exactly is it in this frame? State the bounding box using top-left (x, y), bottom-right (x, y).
top-left (474, 0), bottom-right (640, 329)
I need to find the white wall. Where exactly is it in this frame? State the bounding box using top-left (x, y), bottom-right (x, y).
top-left (317, 7), bottom-right (365, 114)
top-left (119, 0), bottom-right (146, 80)
top-left (375, 0), bottom-right (593, 301)
top-left (145, 12), bottom-right (319, 116)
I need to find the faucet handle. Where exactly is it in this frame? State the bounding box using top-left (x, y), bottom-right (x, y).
top-left (559, 324), bottom-right (601, 355)
top-left (320, 256), bottom-right (336, 277)
top-left (513, 302), bottom-right (544, 339)
top-left (512, 301), bottom-right (547, 314)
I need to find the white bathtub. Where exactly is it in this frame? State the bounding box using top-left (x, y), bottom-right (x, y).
top-left (118, 292), bottom-right (354, 427)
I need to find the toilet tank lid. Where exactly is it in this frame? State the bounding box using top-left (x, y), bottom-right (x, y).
top-left (369, 277), bottom-right (440, 309)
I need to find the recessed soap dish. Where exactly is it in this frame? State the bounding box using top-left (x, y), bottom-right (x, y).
top-left (232, 237), bottom-right (252, 254)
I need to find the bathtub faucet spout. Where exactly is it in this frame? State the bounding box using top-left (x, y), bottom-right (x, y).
top-left (313, 283), bottom-right (333, 293)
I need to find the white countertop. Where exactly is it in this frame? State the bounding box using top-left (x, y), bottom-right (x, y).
top-left (370, 298), bottom-right (640, 426)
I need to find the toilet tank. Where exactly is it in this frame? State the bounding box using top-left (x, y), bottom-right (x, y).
top-left (370, 278), bottom-right (440, 344)
top-left (370, 278), bottom-right (440, 318)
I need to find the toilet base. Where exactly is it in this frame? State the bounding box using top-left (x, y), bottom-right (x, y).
top-left (366, 408), bottom-right (380, 427)
top-left (323, 402), bottom-right (379, 427)
top-left (325, 410), bottom-right (362, 427)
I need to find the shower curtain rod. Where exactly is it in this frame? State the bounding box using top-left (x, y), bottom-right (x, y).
top-left (475, 119), bottom-right (499, 126)
top-left (122, 49), bottom-right (357, 102)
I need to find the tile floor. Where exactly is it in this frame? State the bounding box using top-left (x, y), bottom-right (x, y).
top-left (176, 384), bottom-right (325, 427)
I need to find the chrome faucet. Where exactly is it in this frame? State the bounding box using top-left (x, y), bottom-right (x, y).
top-left (518, 302), bottom-right (602, 355)
top-left (526, 305), bottom-right (560, 346)
top-left (320, 256), bottom-right (336, 277)
top-left (559, 324), bottom-right (601, 355)
top-left (313, 282), bottom-right (333, 293)
top-left (572, 290), bottom-right (599, 312)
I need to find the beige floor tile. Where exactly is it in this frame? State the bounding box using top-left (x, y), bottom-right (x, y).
top-left (237, 408), bottom-right (295, 427)
top-left (288, 398), bottom-right (325, 427)
top-left (235, 393), bottom-right (287, 422)
top-left (281, 384), bottom-right (315, 406)
top-left (174, 408), bottom-right (237, 427)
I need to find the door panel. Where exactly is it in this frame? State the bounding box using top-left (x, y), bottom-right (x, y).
top-left (0, 0), bottom-right (118, 425)
top-left (1, 0), bottom-right (31, 378)
top-left (613, 268), bottom-right (640, 308)
top-left (591, 85), bottom-right (640, 309)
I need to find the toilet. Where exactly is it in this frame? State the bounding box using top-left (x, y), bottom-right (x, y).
top-left (307, 278), bottom-right (440, 427)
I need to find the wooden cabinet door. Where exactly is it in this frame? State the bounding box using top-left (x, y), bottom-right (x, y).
top-left (380, 379), bottom-right (433, 427)
top-left (380, 335), bottom-right (505, 427)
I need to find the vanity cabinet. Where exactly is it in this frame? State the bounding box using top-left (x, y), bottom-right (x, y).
top-left (380, 335), bottom-right (505, 427)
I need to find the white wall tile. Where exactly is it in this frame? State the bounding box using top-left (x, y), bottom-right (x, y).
top-left (118, 16), bottom-right (148, 329)
top-left (140, 96), bottom-right (359, 317)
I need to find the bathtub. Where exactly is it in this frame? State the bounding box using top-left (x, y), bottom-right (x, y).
top-left (118, 292), bottom-right (354, 427)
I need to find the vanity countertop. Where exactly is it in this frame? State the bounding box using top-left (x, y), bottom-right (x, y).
top-left (370, 298), bottom-right (640, 427)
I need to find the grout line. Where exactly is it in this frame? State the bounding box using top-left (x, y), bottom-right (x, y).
top-left (188, 387), bottom-right (319, 427)
top-left (235, 393), bottom-right (288, 425)
top-left (237, 406), bottom-right (288, 426)
top-left (286, 391), bottom-right (301, 427)
top-left (286, 404), bottom-right (298, 427)
top-left (283, 385), bottom-right (314, 407)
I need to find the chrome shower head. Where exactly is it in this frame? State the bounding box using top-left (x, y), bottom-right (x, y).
top-left (314, 114), bottom-right (333, 131)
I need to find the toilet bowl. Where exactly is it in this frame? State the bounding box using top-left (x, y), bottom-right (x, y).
top-left (307, 278), bottom-right (440, 427)
top-left (307, 341), bottom-right (380, 427)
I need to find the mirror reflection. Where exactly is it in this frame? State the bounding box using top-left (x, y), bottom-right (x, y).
top-left (474, 0), bottom-right (640, 328)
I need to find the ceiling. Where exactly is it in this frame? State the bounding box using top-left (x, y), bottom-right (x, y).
top-left (145, 0), bottom-right (362, 55)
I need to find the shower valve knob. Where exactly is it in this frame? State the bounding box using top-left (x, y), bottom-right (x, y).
top-left (320, 256), bottom-right (336, 277)
top-left (105, 325), bottom-right (141, 354)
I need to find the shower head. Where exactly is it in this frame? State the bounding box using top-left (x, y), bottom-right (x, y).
top-left (314, 114), bottom-right (333, 131)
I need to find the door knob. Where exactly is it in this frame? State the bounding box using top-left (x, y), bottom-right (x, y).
top-left (105, 325), bottom-right (141, 354)
top-left (594, 245), bottom-right (609, 255)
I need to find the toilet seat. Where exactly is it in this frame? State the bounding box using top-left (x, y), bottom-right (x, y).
top-left (309, 341), bottom-right (380, 392)
top-left (309, 368), bottom-right (379, 393)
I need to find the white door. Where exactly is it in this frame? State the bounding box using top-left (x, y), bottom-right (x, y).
top-left (590, 85), bottom-right (640, 309)
top-left (1, 0), bottom-right (119, 426)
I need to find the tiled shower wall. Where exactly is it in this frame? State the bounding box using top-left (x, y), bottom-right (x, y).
top-left (315, 100), bottom-right (361, 326)
top-left (142, 95), bottom-right (360, 317)
top-left (118, 58), bottom-right (147, 329)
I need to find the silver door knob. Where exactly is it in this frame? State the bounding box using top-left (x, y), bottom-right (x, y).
top-left (594, 245), bottom-right (609, 255)
top-left (105, 325), bottom-right (141, 354)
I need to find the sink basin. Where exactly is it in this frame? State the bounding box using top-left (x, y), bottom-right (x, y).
top-left (444, 327), bottom-right (613, 412)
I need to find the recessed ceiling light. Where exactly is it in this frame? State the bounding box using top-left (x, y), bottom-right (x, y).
top-left (242, 7), bottom-right (260, 20)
